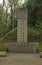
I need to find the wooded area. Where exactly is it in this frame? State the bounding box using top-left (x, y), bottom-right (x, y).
top-left (0, 0), bottom-right (42, 42)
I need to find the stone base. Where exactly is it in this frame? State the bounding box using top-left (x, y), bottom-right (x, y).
top-left (40, 52), bottom-right (42, 58)
top-left (0, 51), bottom-right (6, 57)
top-left (7, 42), bottom-right (38, 53)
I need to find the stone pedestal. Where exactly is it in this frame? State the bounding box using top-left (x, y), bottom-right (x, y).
top-left (17, 8), bottom-right (28, 43)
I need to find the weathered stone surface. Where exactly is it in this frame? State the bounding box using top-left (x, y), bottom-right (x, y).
top-left (7, 42), bottom-right (39, 53)
top-left (0, 51), bottom-right (6, 57)
top-left (17, 8), bottom-right (28, 43)
top-left (40, 52), bottom-right (42, 58)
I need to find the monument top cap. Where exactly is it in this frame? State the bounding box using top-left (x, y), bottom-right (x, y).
top-left (17, 8), bottom-right (28, 19)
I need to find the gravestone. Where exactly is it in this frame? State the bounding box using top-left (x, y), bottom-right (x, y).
top-left (17, 8), bottom-right (28, 44)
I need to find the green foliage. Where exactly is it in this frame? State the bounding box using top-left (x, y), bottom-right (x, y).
top-left (27, 27), bottom-right (40, 42)
top-left (36, 45), bottom-right (42, 52)
top-left (0, 5), bottom-right (3, 23)
top-left (1, 28), bottom-right (17, 42)
top-left (26, 0), bottom-right (42, 27)
top-left (0, 23), bottom-right (8, 37)
top-left (0, 45), bottom-right (8, 51)
top-left (1, 27), bottom-right (40, 42)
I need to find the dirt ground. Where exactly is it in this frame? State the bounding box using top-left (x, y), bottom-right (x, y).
top-left (0, 53), bottom-right (42, 65)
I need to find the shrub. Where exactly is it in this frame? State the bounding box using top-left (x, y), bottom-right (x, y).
top-left (36, 45), bottom-right (42, 52)
top-left (0, 45), bottom-right (9, 52)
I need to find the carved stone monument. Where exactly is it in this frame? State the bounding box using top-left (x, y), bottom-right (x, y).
top-left (7, 8), bottom-right (39, 53)
top-left (17, 8), bottom-right (28, 43)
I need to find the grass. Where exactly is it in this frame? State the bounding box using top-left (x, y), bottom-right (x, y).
top-left (0, 27), bottom-right (40, 42)
top-left (0, 28), bottom-right (17, 42)
top-left (0, 45), bottom-right (8, 51)
top-left (27, 27), bottom-right (40, 42)
top-left (36, 44), bottom-right (42, 52)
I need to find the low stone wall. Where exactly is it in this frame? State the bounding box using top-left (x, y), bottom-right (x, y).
top-left (6, 42), bottom-right (39, 53)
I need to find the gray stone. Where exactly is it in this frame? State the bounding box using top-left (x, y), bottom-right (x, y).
top-left (17, 8), bottom-right (28, 43)
top-left (40, 52), bottom-right (42, 58)
top-left (0, 51), bottom-right (6, 57)
top-left (7, 42), bottom-right (39, 53)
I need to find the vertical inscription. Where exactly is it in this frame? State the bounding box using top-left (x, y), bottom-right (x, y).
top-left (17, 8), bottom-right (28, 43)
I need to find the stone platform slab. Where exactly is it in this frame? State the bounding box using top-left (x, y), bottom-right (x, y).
top-left (7, 42), bottom-right (39, 53)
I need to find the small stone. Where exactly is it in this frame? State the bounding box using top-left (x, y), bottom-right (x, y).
top-left (0, 51), bottom-right (6, 57)
top-left (40, 52), bottom-right (42, 58)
